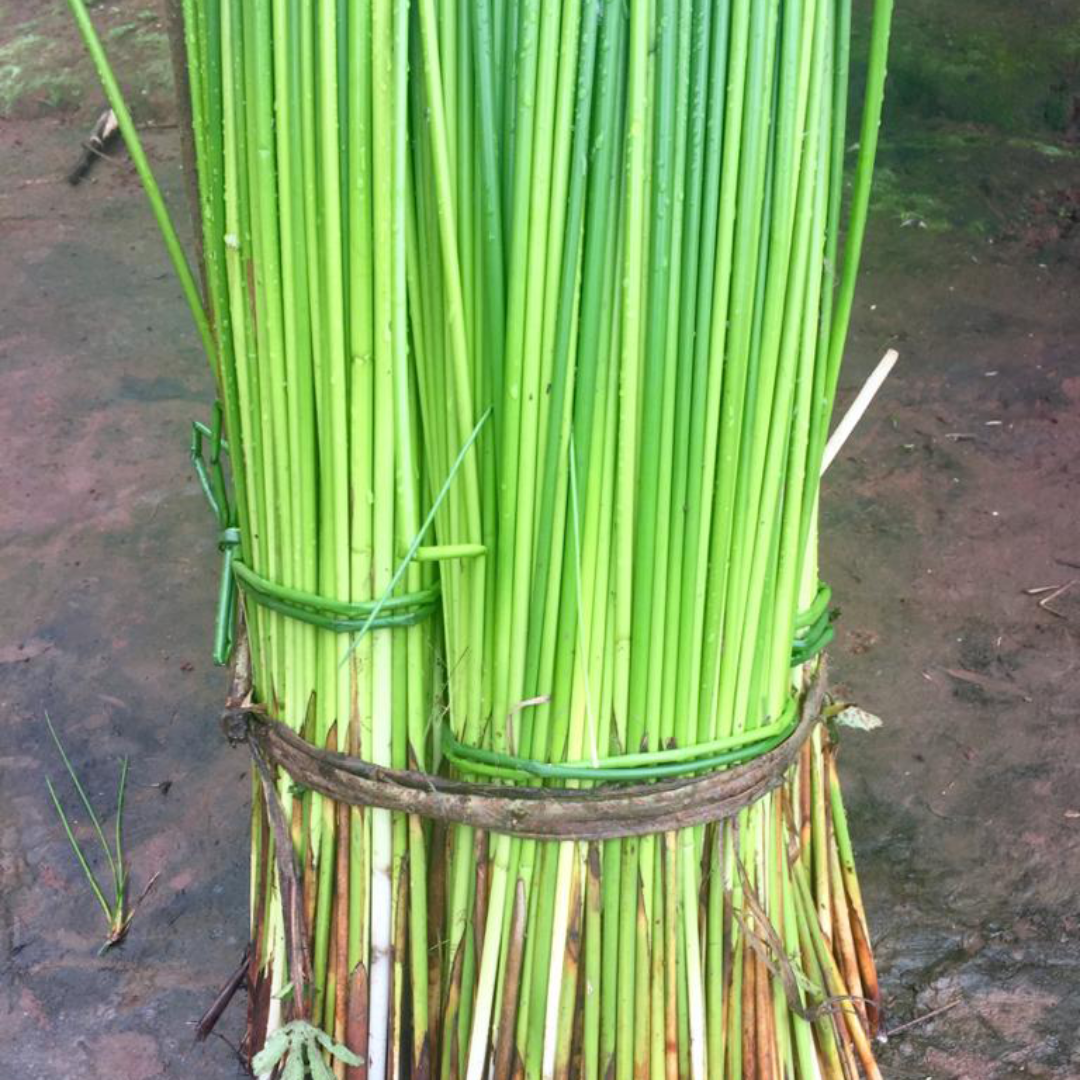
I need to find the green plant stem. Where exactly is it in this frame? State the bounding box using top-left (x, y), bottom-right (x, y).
top-left (65, 0), bottom-right (214, 361)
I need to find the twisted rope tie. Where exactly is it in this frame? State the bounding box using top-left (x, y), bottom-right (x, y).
top-left (223, 633), bottom-right (832, 842)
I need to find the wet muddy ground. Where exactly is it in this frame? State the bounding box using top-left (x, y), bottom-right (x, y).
top-left (2, 2), bottom-right (1079, 1078)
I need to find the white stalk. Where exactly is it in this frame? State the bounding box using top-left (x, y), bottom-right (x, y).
top-left (368, 750), bottom-right (394, 1080)
top-left (465, 836), bottom-right (512, 1080)
top-left (541, 841), bottom-right (577, 1079)
top-left (821, 348), bottom-right (898, 474)
top-left (680, 830), bottom-right (707, 1080)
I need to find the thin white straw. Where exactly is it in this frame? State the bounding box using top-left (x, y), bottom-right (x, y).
top-left (821, 348), bottom-right (899, 474)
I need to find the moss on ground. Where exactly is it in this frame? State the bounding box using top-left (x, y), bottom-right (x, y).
top-left (862, 0), bottom-right (1080, 137)
top-left (0, 1), bottom-right (173, 122)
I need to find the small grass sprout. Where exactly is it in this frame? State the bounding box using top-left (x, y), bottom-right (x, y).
top-left (43, 710), bottom-right (132, 954)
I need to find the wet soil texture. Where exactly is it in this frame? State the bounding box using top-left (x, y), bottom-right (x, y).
top-left (2, 1), bottom-right (1079, 1077)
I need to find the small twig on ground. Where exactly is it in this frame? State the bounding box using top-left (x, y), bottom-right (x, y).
top-left (1024, 579), bottom-right (1077, 618)
top-left (128, 871), bottom-right (162, 918)
top-left (941, 667), bottom-right (1032, 701)
top-left (877, 998), bottom-right (962, 1041)
top-left (80, 141), bottom-right (125, 168)
top-left (196, 947), bottom-right (251, 1042)
top-left (207, 1031), bottom-right (254, 1078)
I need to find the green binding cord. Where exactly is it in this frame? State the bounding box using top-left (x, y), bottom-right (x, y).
top-left (191, 411), bottom-right (441, 665)
top-left (442, 698), bottom-right (800, 782)
top-left (444, 587), bottom-right (838, 783)
top-left (793, 583), bottom-right (832, 633)
top-left (791, 585), bottom-right (835, 666)
top-left (231, 560), bottom-right (440, 634)
top-left (190, 407), bottom-right (239, 663)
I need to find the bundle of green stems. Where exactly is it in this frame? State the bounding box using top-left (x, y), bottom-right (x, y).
top-left (68, 0), bottom-right (893, 1075)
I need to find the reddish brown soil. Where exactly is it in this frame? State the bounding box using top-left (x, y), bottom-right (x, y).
top-left (2, 3), bottom-right (1079, 1079)
top-left (821, 115), bottom-right (1080, 1075)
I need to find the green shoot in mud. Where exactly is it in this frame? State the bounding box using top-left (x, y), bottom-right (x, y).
top-left (43, 711), bottom-right (132, 954)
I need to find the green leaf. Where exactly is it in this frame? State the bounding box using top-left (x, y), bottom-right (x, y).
top-left (280, 1046), bottom-right (305, 1080)
top-left (251, 1027), bottom-right (290, 1073)
top-left (305, 1044), bottom-right (337, 1080)
top-left (43, 712), bottom-right (119, 888)
top-left (45, 777), bottom-right (112, 922)
top-left (311, 1025), bottom-right (364, 1066)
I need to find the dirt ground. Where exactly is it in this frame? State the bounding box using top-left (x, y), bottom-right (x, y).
top-left (2, 2), bottom-right (1079, 1078)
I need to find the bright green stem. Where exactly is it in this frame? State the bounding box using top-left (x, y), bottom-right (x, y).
top-left (65, 0), bottom-right (214, 362)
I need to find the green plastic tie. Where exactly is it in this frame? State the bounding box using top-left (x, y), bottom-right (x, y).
top-left (790, 585), bottom-right (836, 666)
top-left (444, 587), bottom-right (838, 783)
top-left (442, 698), bottom-right (800, 783)
top-left (192, 413), bottom-right (440, 666)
